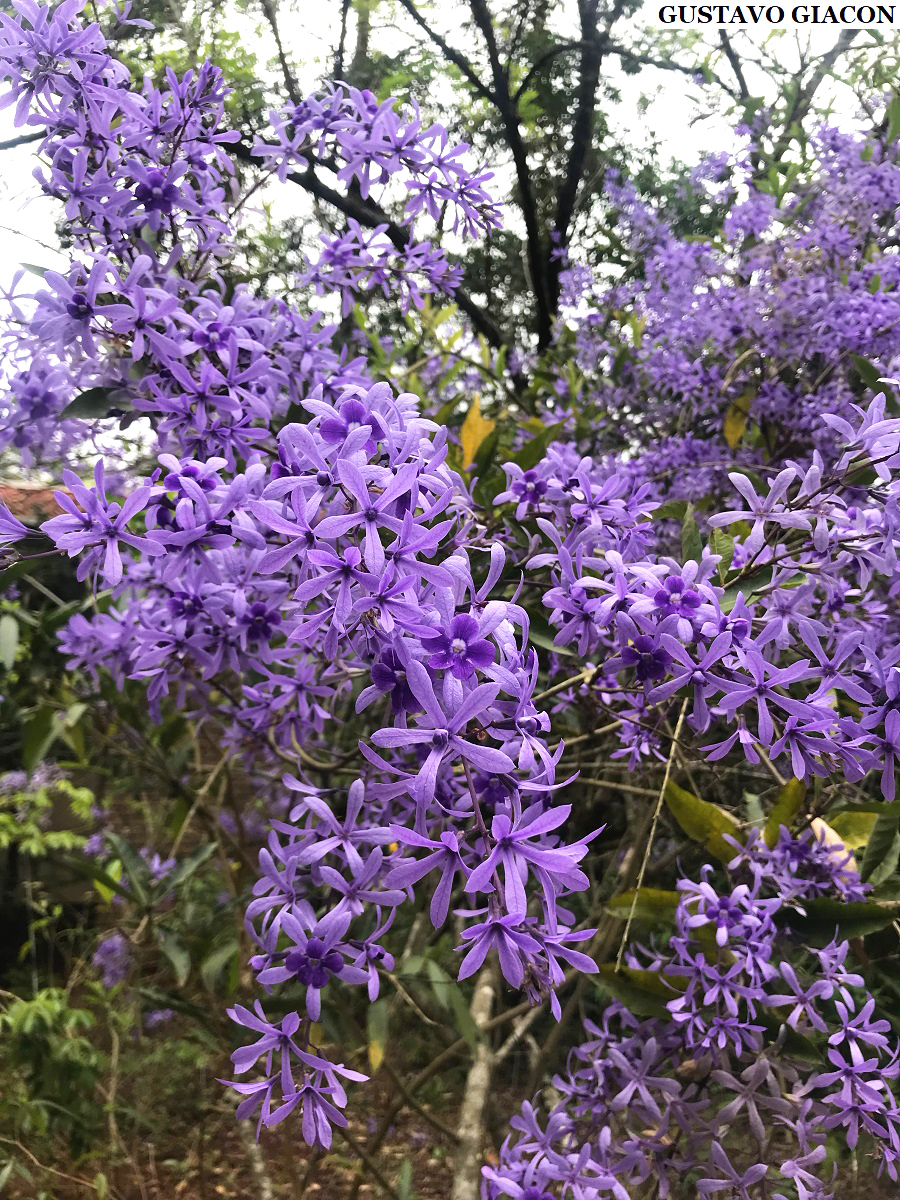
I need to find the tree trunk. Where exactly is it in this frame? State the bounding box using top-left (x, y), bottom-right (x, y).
top-left (450, 964), bottom-right (497, 1200)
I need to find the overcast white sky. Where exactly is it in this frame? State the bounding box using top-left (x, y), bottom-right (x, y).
top-left (0, 5), bottom-right (877, 290)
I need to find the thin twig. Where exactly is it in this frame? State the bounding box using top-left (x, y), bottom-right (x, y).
top-left (615, 700), bottom-right (689, 970)
top-left (0, 1137), bottom-right (113, 1195)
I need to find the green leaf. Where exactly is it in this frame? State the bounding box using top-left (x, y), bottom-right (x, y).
top-left (471, 427), bottom-right (500, 478)
top-left (763, 777), bottom-right (806, 848)
top-left (663, 780), bottom-right (741, 863)
top-left (758, 1009), bottom-right (821, 1064)
top-left (200, 934), bottom-right (239, 993)
top-left (423, 959), bottom-right (481, 1050)
top-left (708, 528), bottom-right (735, 583)
top-left (824, 800), bottom-right (892, 817)
top-left (720, 565), bottom-right (802, 614)
top-left (0, 557), bottom-right (52, 593)
top-left (22, 706), bottom-right (58, 774)
top-left (104, 832), bottom-right (150, 906)
top-left (60, 853), bottom-right (129, 902)
top-left (527, 613), bottom-right (576, 657)
top-left (510, 424), bottom-right (554, 472)
top-left (785, 897), bottom-right (900, 943)
top-left (396, 1158), bottom-right (413, 1200)
top-left (158, 931), bottom-right (190, 987)
top-left (135, 985), bottom-right (211, 1024)
top-left (861, 808), bottom-right (900, 884)
top-left (829, 810), bottom-right (878, 853)
top-left (681, 505), bottom-right (703, 564)
top-left (652, 499), bottom-right (689, 521)
top-left (744, 791), bottom-right (764, 827)
top-left (887, 92), bottom-right (900, 146)
top-left (592, 964), bottom-right (673, 1018)
top-left (60, 386), bottom-right (132, 421)
top-left (0, 614), bottom-right (18, 671)
top-left (605, 887), bottom-right (680, 922)
top-left (152, 841), bottom-right (215, 899)
top-left (367, 998), bottom-right (390, 1073)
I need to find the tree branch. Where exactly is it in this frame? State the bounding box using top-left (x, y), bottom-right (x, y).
top-left (468, 0), bottom-right (553, 348)
top-left (512, 40), bottom-right (585, 104)
top-left (767, 29), bottom-right (859, 166)
top-left (611, 43), bottom-right (736, 99)
top-left (548, 0), bottom-right (630, 321)
top-left (718, 30), bottom-right (751, 101)
top-left (450, 964), bottom-right (497, 1200)
top-left (335, 0), bottom-right (351, 78)
top-left (394, 0), bottom-right (495, 104)
top-left (0, 129), bottom-right (45, 151)
top-left (232, 139), bottom-right (509, 351)
top-left (258, 0), bottom-right (302, 107)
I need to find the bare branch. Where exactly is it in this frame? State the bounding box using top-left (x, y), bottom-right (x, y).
top-left (512, 39), bottom-right (585, 104)
top-left (450, 964), bottom-right (497, 1200)
top-left (547, 0), bottom-right (631, 321)
top-left (763, 30), bottom-right (859, 172)
top-left (611, 43), bottom-right (737, 100)
top-left (0, 129), bottom-right (45, 151)
top-left (468, 0), bottom-right (553, 346)
top-left (258, 0), bottom-right (302, 106)
top-left (394, 0), bottom-right (495, 104)
top-left (718, 30), bottom-right (751, 101)
top-left (335, 0), bottom-right (351, 78)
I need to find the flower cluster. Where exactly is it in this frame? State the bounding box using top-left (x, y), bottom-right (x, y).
top-left (0, 0), bottom-right (597, 1146)
top-left (487, 827), bottom-right (897, 1199)
top-left (496, 393), bottom-right (900, 797)
top-left (259, 83), bottom-right (501, 314)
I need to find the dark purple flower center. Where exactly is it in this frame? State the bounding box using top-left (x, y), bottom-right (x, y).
top-left (135, 168), bottom-right (178, 213)
top-left (66, 291), bottom-right (93, 320)
top-left (241, 601), bottom-right (281, 642)
top-left (512, 470), bottom-right (547, 503)
top-left (623, 635), bottom-right (672, 683)
top-left (285, 937), bottom-right (343, 989)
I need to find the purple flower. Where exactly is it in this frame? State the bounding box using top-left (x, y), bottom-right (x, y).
top-left (0, 506), bottom-right (29, 545)
top-left (256, 910), bottom-right (367, 1020)
top-left (420, 612), bottom-right (495, 680)
top-left (697, 1144), bottom-right (768, 1197)
top-left (93, 932), bottom-right (130, 988)
top-left (465, 805), bottom-right (589, 917)
top-left (367, 660), bottom-right (514, 819)
top-left (457, 914), bottom-right (540, 987)
top-left (387, 826), bottom-right (468, 927)
top-left (42, 460), bottom-right (161, 585)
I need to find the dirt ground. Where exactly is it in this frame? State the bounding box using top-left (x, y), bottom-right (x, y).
top-left (5, 1089), bottom-right (461, 1200)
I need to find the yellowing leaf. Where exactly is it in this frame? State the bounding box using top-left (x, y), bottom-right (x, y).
top-left (606, 887), bottom-right (680, 921)
top-left (723, 390), bottom-right (753, 449)
top-left (811, 817), bottom-right (859, 874)
top-left (367, 999), bottom-right (389, 1073)
top-left (460, 395), bottom-right (495, 469)
top-left (830, 811), bottom-right (878, 853)
top-left (663, 780), bottom-right (741, 863)
top-left (763, 777), bottom-right (806, 848)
